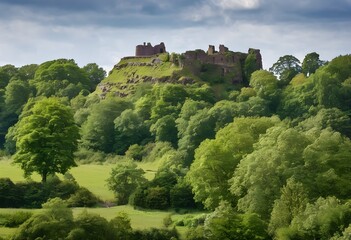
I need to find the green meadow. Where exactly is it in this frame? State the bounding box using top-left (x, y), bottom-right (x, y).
top-left (0, 158), bottom-right (161, 201)
top-left (0, 158), bottom-right (201, 239)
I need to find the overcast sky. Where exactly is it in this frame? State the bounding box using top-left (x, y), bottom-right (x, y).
top-left (0, 0), bottom-right (350, 71)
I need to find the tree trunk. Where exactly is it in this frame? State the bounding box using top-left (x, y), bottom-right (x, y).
top-left (41, 172), bottom-right (47, 183)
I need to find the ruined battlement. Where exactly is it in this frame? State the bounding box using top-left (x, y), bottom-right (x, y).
top-left (135, 42), bottom-right (166, 56)
top-left (183, 44), bottom-right (262, 68)
top-left (131, 43), bottom-right (262, 84)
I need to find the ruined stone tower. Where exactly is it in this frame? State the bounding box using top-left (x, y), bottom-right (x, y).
top-left (135, 42), bottom-right (166, 56)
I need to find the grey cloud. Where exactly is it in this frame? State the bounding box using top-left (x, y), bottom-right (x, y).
top-left (1, 0), bottom-right (350, 29)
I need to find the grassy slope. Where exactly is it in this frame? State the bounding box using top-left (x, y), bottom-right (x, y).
top-left (96, 55), bottom-right (183, 96)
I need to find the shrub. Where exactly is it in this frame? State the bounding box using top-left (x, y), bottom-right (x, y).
top-left (145, 186), bottom-right (169, 210)
top-left (132, 227), bottom-right (178, 240)
top-left (0, 211), bottom-right (33, 227)
top-left (67, 187), bottom-right (99, 207)
top-left (170, 182), bottom-right (196, 209)
top-left (163, 214), bottom-right (173, 228)
top-left (0, 178), bottom-right (19, 207)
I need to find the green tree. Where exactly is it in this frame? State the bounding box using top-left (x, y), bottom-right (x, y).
top-left (150, 115), bottom-right (178, 147)
top-left (114, 109), bottom-right (150, 154)
top-left (176, 99), bottom-right (211, 139)
top-left (12, 198), bottom-right (74, 240)
top-left (31, 59), bottom-right (91, 99)
top-left (277, 197), bottom-right (351, 240)
top-left (297, 108), bottom-right (351, 137)
top-left (17, 64), bottom-right (38, 81)
top-left (325, 54), bottom-right (351, 81)
top-left (107, 161), bottom-right (147, 205)
top-left (269, 55), bottom-right (302, 86)
top-left (269, 178), bottom-right (309, 236)
top-left (0, 64), bottom-right (18, 88)
top-left (187, 117), bottom-right (279, 210)
top-left (4, 79), bottom-right (32, 115)
top-left (70, 211), bottom-right (114, 240)
top-left (237, 87), bottom-right (256, 102)
top-left (81, 98), bottom-right (132, 153)
top-left (13, 97), bottom-right (79, 182)
top-left (204, 201), bottom-right (269, 240)
top-left (277, 76), bottom-right (316, 119)
top-left (109, 212), bottom-right (133, 240)
top-left (178, 108), bottom-right (216, 166)
top-left (230, 126), bottom-right (310, 219)
top-left (82, 63), bottom-right (106, 90)
top-left (302, 52), bottom-right (325, 76)
top-left (303, 128), bottom-right (351, 199)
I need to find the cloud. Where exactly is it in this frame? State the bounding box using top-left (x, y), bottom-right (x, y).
top-left (212, 0), bottom-right (261, 10)
top-left (0, 0), bottom-right (350, 72)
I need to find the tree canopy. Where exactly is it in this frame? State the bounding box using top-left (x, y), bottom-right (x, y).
top-left (13, 97), bottom-right (79, 182)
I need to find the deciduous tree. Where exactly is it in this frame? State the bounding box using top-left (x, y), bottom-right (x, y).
top-left (13, 97), bottom-right (79, 182)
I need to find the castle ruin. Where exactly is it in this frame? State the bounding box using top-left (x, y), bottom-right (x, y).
top-left (132, 42), bottom-right (262, 84)
top-left (183, 44), bottom-right (262, 83)
top-left (135, 42), bottom-right (166, 56)
top-left (183, 44), bottom-right (262, 69)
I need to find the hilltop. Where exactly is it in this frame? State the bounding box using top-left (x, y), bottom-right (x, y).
top-left (95, 42), bottom-right (262, 98)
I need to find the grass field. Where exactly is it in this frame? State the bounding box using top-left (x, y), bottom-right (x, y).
top-left (0, 206), bottom-right (201, 239)
top-left (0, 158), bottom-right (161, 202)
top-left (0, 158), bottom-right (201, 239)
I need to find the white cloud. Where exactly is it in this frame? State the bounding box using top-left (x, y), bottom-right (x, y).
top-left (212, 0), bottom-right (261, 10)
top-left (181, 4), bottom-right (217, 22)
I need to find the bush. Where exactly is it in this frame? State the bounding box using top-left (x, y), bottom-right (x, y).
top-left (0, 211), bottom-right (33, 227)
top-left (170, 182), bottom-right (197, 209)
top-left (0, 178), bottom-right (19, 207)
top-left (145, 186), bottom-right (169, 210)
top-left (67, 187), bottom-right (99, 207)
top-left (0, 177), bottom-right (99, 208)
top-left (132, 227), bottom-right (178, 240)
top-left (74, 148), bottom-right (106, 163)
top-left (163, 214), bottom-right (173, 228)
top-left (125, 144), bottom-right (144, 161)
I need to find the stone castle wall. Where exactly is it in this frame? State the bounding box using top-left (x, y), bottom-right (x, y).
top-left (135, 42), bottom-right (166, 56)
top-left (183, 45), bottom-right (262, 67)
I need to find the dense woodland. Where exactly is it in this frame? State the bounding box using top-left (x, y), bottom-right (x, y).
top-left (1, 52), bottom-right (351, 239)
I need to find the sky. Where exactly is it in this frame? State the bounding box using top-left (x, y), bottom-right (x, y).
top-left (0, 0), bottom-right (350, 71)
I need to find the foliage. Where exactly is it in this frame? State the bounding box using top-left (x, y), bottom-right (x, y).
top-left (81, 98), bottom-right (132, 153)
top-left (12, 198), bottom-right (74, 240)
top-left (82, 63), bottom-right (106, 90)
top-left (249, 70), bottom-right (279, 110)
top-left (302, 52), bottom-right (325, 76)
top-left (0, 175), bottom-right (99, 208)
top-left (2, 53), bottom-right (351, 239)
top-left (269, 55), bottom-right (302, 85)
top-left (67, 187), bottom-right (99, 207)
top-left (276, 197), bottom-right (351, 240)
top-left (244, 52), bottom-right (260, 83)
top-left (107, 161), bottom-right (147, 205)
top-left (170, 180), bottom-right (197, 209)
top-left (203, 201), bottom-right (269, 240)
top-left (187, 116), bottom-right (279, 210)
top-left (114, 109), bottom-right (151, 154)
top-left (13, 97), bottom-right (79, 182)
top-left (150, 115), bottom-right (178, 147)
top-left (268, 178), bottom-right (309, 235)
top-left (0, 211), bottom-right (32, 227)
top-left (30, 59), bottom-right (92, 99)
